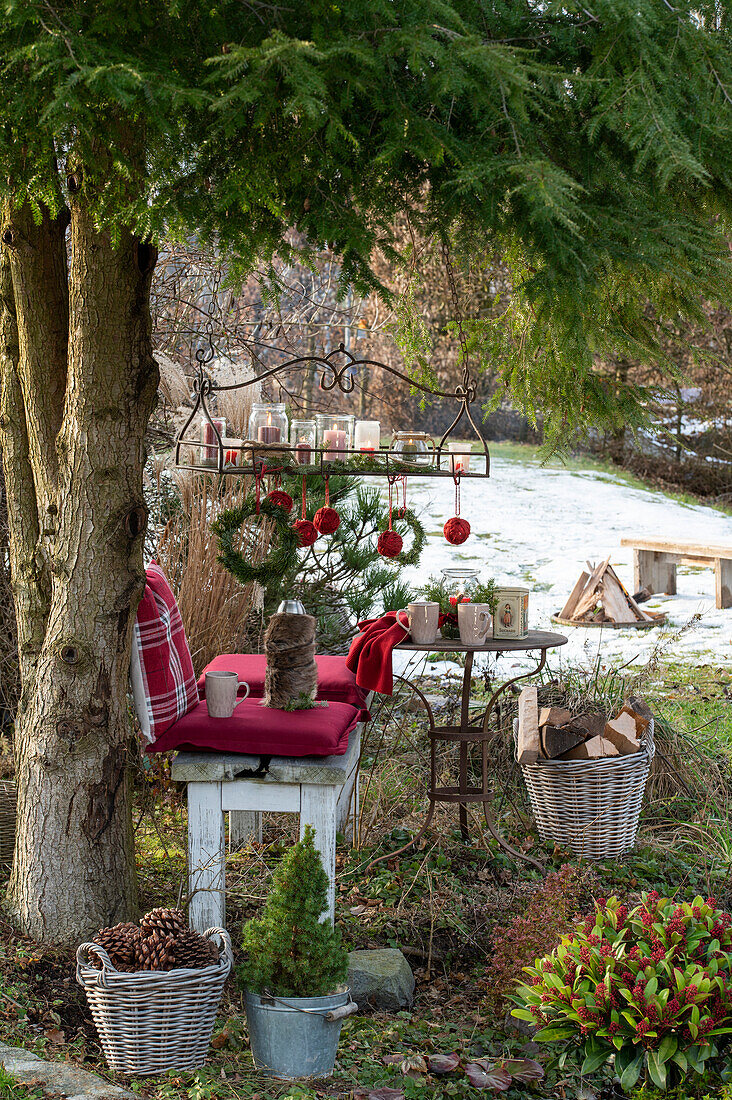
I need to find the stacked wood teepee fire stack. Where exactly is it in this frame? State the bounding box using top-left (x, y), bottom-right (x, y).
top-left (555, 557), bottom-right (665, 628)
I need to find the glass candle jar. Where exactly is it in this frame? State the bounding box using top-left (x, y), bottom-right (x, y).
top-left (290, 419), bottom-right (316, 464)
top-left (222, 437), bottom-right (241, 467)
top-left (390, 431), bottom-right (435, 465)
top-left (441, 567), bottom-right (480, 604)
top-left (447, 440), bottom-right (472, 473)
top-left (315, 414), bottom-right (355, 460)
top-left (354, 419), bottom-right (381, 452)
top-left (200, 417), bottom-right (226, 467)
top-left (248, 402), bottom-right (288, 444)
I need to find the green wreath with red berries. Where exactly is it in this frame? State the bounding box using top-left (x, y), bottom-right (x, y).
top-left (379, 507), bottom-right (426, 567)
top-left (212, 494), bottom-right (300, 588)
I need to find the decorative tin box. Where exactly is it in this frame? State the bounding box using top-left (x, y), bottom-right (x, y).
top-left (493, 587), bottom-right (530, 640)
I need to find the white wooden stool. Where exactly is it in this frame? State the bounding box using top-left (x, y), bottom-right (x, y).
top-left (172, 726), bottom-right (361, 932)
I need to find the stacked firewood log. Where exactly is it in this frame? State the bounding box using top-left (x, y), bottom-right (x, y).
top-left (517, 687), bottom-right (650, 763)
top-left (91, 907), bottom-right (218, 972)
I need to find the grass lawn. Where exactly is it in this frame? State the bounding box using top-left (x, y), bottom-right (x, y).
top-left (450, 439), bottom-right (732, 518)
top-left (2, 659), bottom-right (732, 1098)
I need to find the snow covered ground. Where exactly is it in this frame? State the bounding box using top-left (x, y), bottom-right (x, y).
top-left (392, 451), bottom-right (732, 678)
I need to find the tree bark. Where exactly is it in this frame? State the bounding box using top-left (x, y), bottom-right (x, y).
top-left (0, 244), bottom-right (47, 684)
top-left (4, 203), bottom-right (68, 515)
top-left (1, 193), bottom-right (159, 942)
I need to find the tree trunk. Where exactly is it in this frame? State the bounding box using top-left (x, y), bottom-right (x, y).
top-left (1, 195), bottom-right (158, 943)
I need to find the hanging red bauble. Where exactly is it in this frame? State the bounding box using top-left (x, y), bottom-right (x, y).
top-left (293, 519), bottom-right (318, 546)
top-left (266, 489), bottom-right (294, 514)
top-left (377, 530), bottom-right (403, 558)
top-left (443, 517), bottom-right (471, 545)
top-left (313, 506), bottom-right (340, 534)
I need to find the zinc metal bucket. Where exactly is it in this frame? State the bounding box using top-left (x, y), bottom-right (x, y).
top-left (244, 986), bottom-right (356, 1079)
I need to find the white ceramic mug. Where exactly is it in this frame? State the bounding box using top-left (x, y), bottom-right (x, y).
top-left (457, 602), bottom-right (492, 645)
top-left (205, 670), bottom-right (250, 718)
top-left (396, 601), bottom-right (440, 644)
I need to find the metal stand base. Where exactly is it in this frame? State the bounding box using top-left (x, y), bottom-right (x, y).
top-left (366, 636), bottom-right (567, 873)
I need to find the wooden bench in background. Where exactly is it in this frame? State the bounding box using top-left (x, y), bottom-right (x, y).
top-left (620, 537), bottom-right (732, 609)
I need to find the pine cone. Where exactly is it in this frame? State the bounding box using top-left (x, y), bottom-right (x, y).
top-left (93, 922), bottom-right (140, 970)
top-left (135, 930), bottom-right (176, 971)
top-left (139, 906), bottom-right (187, 937)
top-left (171, 928), bottom-right (219, 970)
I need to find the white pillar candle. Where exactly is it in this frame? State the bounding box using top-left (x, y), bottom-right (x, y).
top-left (354, 420), bottom-right (381, 452)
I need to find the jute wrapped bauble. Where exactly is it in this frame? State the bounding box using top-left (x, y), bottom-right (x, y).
top-left (444, 517), bottom-right (470, 545)
top-left (266, 489), bottom-right (294, 514)
top-left (313, 506), bottom-right (340, 534)
top-left (263, 611), bottom-right (318, 709)
top-left (293, 519), bottom-right (318, 546)
top-left (377, 530), bottom-right (403, 558)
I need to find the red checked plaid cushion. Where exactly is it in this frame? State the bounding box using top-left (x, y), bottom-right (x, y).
top-left (133, 563), bottom-right (198, 741)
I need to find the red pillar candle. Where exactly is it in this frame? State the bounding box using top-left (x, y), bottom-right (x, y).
top-left (201, 417), bottom-right (226, 465)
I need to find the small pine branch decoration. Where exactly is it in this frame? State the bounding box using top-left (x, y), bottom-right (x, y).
top-left (238, 825), bottom-right (349, 998)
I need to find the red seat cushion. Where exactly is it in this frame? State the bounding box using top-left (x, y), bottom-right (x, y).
top-left (147, 698), bottom-right (360, 758)
top-left (198, 654), bottom-right (369, 718)
top-left (133, 563), bottom-right (198, 740)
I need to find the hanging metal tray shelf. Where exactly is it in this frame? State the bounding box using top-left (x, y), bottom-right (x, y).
top-left (174, 340), bottom-right (491, 481)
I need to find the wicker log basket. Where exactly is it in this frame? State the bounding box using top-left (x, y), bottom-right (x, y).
top-left (515, 718), bottom-right (655, 860)
top-left (76, 927), bottom-right (232, 1075)
top-left (0, 780), bottom-right (16, 868)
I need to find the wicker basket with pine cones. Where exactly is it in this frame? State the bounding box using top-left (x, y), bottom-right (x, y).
top-left (90, 908), bottom-right (221, 973)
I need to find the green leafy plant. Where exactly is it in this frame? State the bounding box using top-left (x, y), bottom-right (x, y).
top-left (419, 573), bottom-right (497, 638)
top-left (514, 892), bottom-right (732, 1091)
top-left (238, 824), bottom-right (349, 998)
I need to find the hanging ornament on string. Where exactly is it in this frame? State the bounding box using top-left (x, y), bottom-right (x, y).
top-left (292, 474), bottom-right (318, 546)
top-left (313, 475), bottom-right (340, 535)
top-left (265, 472), bottom-right (294, 515)
top-left (377, 476), bottom-right (404, 558)
top-left (444, 468), bottom-right (470, 545)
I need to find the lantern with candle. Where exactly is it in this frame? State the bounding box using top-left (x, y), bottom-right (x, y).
top-left (290, 419), bottom-right (316, 465)
top-left (248, 402), bottom-right (288, 446)
top-left (315, 414), bottom-right (354, 461)
top-left (200, 416), bottom-right (227, 467)
top-left (390, 431), bottom-right (435, 466)
top-left (447, 441), bottom-right (472, 473)
top-left (354, 420), bottom-right (381, 453)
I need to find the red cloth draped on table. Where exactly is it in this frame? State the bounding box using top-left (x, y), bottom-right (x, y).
top-left (346, 611), bottom-right (410, 696)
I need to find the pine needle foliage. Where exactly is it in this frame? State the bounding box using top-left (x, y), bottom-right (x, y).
top-left (238, 825), bottom-right (349, 998)
top-left (277, 477), bottom-right (421, 653)
top-left (2, 2), bottom-right (732, 439)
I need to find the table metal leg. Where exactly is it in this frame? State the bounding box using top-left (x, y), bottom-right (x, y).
top-left (366, 649), bottom-right (549, 874)
top-left (481, 649), bottom-right (548, 737)
top-left (458, 651), bottom-right (473, 839)
top-left (364, 675), bottom-right (437, 869)
top-left (476, 649), bottom-right (548, 872)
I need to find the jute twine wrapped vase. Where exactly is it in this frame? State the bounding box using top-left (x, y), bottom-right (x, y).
top-left (263, 612), bottom-right (318, 709)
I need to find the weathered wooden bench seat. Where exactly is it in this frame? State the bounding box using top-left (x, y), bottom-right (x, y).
top-left (620, 537), bottom-right (732, 609)
top-left (172, 725), bottom-right (362, 933)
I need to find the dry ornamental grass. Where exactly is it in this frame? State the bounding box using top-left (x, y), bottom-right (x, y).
top-left (154, 469), bottom-right (270, 673)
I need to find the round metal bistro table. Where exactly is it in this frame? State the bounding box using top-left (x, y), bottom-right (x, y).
top-left (373, 630), bottom-right (567, 872)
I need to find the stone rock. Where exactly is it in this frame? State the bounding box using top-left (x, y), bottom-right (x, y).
top-left (347, 948), bottom-right (415, 1010)
top-left (0, 1041), bottom-right (133, 1100)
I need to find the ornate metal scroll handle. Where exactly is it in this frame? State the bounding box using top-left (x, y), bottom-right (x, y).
top-left (319, 345), bottom-right (358, 393)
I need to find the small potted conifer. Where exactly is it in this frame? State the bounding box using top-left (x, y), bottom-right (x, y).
top-left (239, 825), bottom-right (357, 1079)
